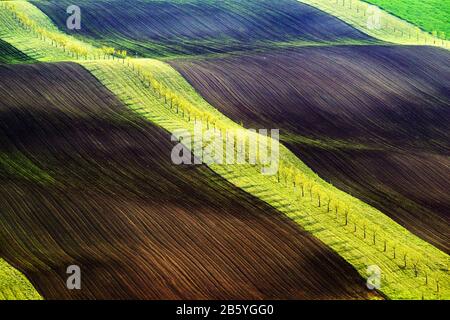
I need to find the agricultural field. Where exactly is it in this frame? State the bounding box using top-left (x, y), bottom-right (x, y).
top-left (0, 0), bottom-right (448, 303)
top-left (0, 259), bottom-right (41, 300)
top-left (0, 62), bottom-right (379, 299)
top-left (0, 38), bottom-right (35, 63)
top-left (31, 0), bottom-right (375, 58)
top-left (363, 0), bottom-right (450, 39)
top-left (171, 45), bottom-right (450, 253)
top-left (299, 0), bottom-right (450, 47)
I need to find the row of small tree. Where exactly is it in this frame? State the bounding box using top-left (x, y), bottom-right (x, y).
top-left (323, 0), bottom-right (448, 47)
top-left (275, 159), bottom-right (444, 296)
top-left (126, 60), bottom-right (444, 298)
top-left (128, 58), bottom-right (445, 295)
top-left (126, 60), bottom-right (224, 130)
top-left (2, 2), bottom-right (130, 61)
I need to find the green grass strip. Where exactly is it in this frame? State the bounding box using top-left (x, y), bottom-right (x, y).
top-left (0, 38), bottom-right (35, 63)
top-left (0, 259), bottom-right (42, 300)
top-left (81, 58), bottom-right (449, 300)
top-left (0, 152), bottom-right (54, 184)
top-left (0, 0), bottom-right (449, 300)
top-left (298, 0), bottom-right (450, 49)
top-left (362, 0), bottom-right (450, 40)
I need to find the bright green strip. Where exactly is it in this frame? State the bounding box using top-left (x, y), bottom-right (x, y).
top-left (298, 0), bottom-right (450, 49)
top-left (0, 38), bottom-right (35, 63)
top-left (0, 0), bottom-right (96, 62)
top-left (0, 152), bottom-right (55, 184)
top-left (0, 259), bottom-right (42, 300)
top-left (81, 59), bottom-right (449, 300)
top-left (0, 0), bottom-right (449, 300)
top-left (362, 0), bottom-right (450, 40)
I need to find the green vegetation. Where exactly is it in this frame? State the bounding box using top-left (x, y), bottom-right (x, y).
top-left (0, 1), bottom-right (78, 62)
top-left (0, 38), bottom-right (35, 63)
top-left (363, 0), bottom-right (450, 40)
top-left (31, 0), bottom-right (376, 58)
top-left (299, 0), bottom-right (450, 48)
top-left (0, 0), bottom-right (448, 300)
top-left (171, 45), bottom-right (450, 253)
top-left (0, 152), bottom-right (54, 183)
top-left (84, 58), bottom-right (449, 300)
top-left (0, 259), bottom-right (42, 300)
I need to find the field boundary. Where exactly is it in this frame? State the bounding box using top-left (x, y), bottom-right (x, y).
top-left (0, 259), bottom-right (42, 300)
top-left (298, 0), bottom-right (450, 50)
top-left (0, 0), bottom-right (449, 300)
top-left (83, 58), bottom-right (449, 300)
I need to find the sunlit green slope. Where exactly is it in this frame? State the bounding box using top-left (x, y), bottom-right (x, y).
top-left (31, 0), bottom-right (376, 58)
top-left (299, 0), bottom-right (450, 48)
top-left (363, 0), bottom-right (450, 39)
top-left (0, 259), bottom-right (41, 300)
top-left (0, 0), bottom-right (448, 300)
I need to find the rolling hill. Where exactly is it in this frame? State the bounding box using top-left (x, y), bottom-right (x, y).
top-left (363, 0), bottom-right (450, 39)
top-left (0, 61), bottom-right (378, 299)
top-left (0, 0), bottom-right (449, 300)
top-left (31, 0), bottom-right (374, 58)
top-left (0, 38), bottom-right (35, 64)
top-left (171, 45), bottom-right (450, 253)
top-left (298, 0), bottom-right (450, 48)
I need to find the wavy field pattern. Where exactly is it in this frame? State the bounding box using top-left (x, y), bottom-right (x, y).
top-left (0, 0), bottom-right (448, 301)
top-left (80, 57), bottom-right (449, 299)
top-left (363, 0), bottom-right (450, 39)
top-left (0, 62), bottom-right (378, 299)
top-left (298, 0), bottom-right (450, 48)
top-left (171, 45), bottom-right (450, 253)
top-left (32, 0), bottom-right (375, 57)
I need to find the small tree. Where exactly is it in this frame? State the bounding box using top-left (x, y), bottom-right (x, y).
top-left (57, 36), bottom-right (68, 52)
top-left (439, 31), bottom-right (446, 45)
top-left (334, 202), bottom-right (339, 218)
top-left (317, 191), bottom-right (321, 207)
top-left (308, 183), bottom-right (314, 201)
top-left (415, 27), bottom-right (421, 41)
top-left (118, 50), bottom-right (127, 63)
top-left (101, 47), bottom-right (115, 59)
top-left (79, 47), bottom-right (88, 59)
top-left (432, 31), bottom-right (438, 44)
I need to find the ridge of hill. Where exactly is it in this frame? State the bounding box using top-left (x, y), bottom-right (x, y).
top-left (0, 0), bottom-right (448, 299)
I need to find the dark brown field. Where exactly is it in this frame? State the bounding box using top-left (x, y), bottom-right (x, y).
top-left (32, 0), bottom-right (373, 57)
top-left (0, 62), bottom-right (378, 299)
top-left (171, 45), bottom-right (450, 253)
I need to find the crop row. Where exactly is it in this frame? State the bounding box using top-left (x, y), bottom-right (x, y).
top-left (1, 0), bottom-right (448, 299)
top-left (299, 0), bottom-right (449, 48)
